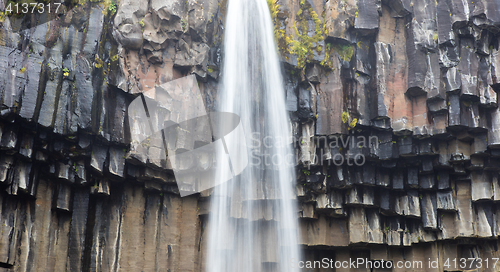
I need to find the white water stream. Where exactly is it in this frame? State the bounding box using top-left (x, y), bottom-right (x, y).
top-left (206, 0), bottom-right (301, 271)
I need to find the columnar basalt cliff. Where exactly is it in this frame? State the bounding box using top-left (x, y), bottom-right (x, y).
top-left (0, 0), bottom-right (500, 271)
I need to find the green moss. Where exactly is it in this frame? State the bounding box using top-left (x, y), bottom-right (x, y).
top-left (207, 66), bottom-right (214, 73)
top-left (138, 18), bottom-right (145, 28)
top-left (289, 1), bottom-right (326, 70)
top-left (332, 43), bottom-right (354, 62)
top-left (107, 0), bottom-right (117, 14)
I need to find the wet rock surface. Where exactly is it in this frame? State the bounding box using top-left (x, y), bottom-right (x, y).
top-left (0, 0), bottom-right (500, 270)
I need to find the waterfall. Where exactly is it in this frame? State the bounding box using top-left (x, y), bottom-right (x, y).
top-left (206, 0), bottom-right (301, 271)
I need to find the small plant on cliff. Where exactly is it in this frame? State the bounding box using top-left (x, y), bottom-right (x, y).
top-left (108, 1), bottom-right (117, 15)
top-left (349, 118), bottom-right (358, 130)
top-left (181, 18), bottom-right (188, 32)
top-left (94, 56), bottom-right (103, 68)
top-left (342, 111), bottom-right (359, 131)
top-left (63, 67), bottom-right (70, 77)
top-left (342, 111), bottom-right (350, 124)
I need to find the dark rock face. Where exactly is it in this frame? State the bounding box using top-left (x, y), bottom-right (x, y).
top-left (0, 0), bottom-right (500, 270)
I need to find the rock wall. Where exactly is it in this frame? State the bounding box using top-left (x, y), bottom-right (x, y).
top-left (0, 0), bottom-right (499, 271)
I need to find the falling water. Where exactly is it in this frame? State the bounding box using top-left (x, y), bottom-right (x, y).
top-left (206, 0), bottom-right (301, 271)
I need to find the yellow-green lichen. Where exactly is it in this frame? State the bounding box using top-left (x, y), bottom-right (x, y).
top-left (94, 56), bottom-right (103, 68)
top-left (349, 118), bottom-right (358, 129)
top-left (267, 0), bottom-right (346, 71)
top-left (342, 111), bottom-right (349, 123)
top-left (63, 67), bottom-right (69, 77)
top-left (320, 42), bottom-right (332, 68)
top-left (288, 1), bottom-right (327, 70)
top-left (267, 0), bottom-right (292, 59)
top-left (357, 41), bottom-right (368, 50)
